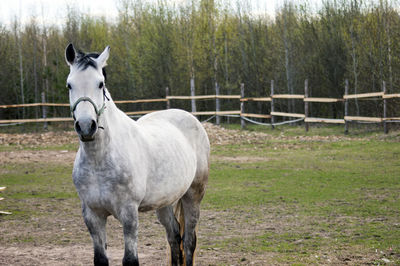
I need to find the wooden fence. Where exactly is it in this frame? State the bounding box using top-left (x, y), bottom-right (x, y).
top-left (1, 79), bottom-right (399, 133)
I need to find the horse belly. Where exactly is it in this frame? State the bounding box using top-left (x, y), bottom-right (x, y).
top-left (139, 143), bottom-right (197, 212)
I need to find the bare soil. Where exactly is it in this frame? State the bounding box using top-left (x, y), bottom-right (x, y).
top-left (0, 205), bottom-right (272, 265)
top-left (0, 131), bottom-right (77, 147)
top-left (0, 150), bottom-right (76, 165)
top-left (0, 125), bottom-right (274, 265)
top-left (0, 122), bottom-right (367, 166)
top-left (0, 198), bottom-right (380, 265)
top-left (0, 122), bottom-right (370, 149)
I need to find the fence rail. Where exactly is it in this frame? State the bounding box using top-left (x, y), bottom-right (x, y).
top-left (304, 97), bottom-right (343, 103)
top-left (344, 116), bottom-right (383, 122)
top-left (0, 117), bottom-right (73, 123)
top-left (166, 95), bottom-right (240, 100)
top-left (272, 94), bottom-right (305, 99)
top-left (305, 117), bottom-right (345, 124)
top-left (343, 92), bottom-right (384, 99)
top-left (240, 97), bottom-right (272, 102)
top-left (0, 103), bottom-right (70, 108)
top-left (270, 111), bottom-right (306, 118)
top-left (1, 79), bottom-right (400, 133)
top-left (114, 99), bottom-right (167, 104)
top-left (383, 93), bottom-right (400, 99)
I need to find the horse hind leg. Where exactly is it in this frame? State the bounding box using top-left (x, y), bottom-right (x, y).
top-left (180, 178), bottom-right (207, 266)
top-left (156, 205), bottom-right (184, 266)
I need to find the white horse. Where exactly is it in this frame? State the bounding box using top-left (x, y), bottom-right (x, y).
top-left (65, 44), bottom-right (209, 266)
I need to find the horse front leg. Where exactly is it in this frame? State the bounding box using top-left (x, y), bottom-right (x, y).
top-left (82, 205), bottom-right (108, 266)
top-left (119, 204), bottom-right (140, 266)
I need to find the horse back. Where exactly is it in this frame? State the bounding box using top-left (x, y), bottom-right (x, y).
top-left (138, 109), bottom-right (210, 175)
top-left (138, 109), bottom-right (209, 150)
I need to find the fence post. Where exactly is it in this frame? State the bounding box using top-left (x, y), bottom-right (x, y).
top-left (165, 87), bottom-right (170, 109)
top-left (270, 80), bottom-right (275, 129)
top-left (215, 82), bottom-right (221, 125)
top-left (304, 79), bottom-right (309, 132)
top-left (344, 79), bottom-right (349, 134)
top-left (190, 78), bottom-right (196, 115)
top-left (240, 83), bottom-right (245, 129)
top-left (383, 81), bottom-right (388, 134)
top-left (41, 91), bottom-right (48, 130)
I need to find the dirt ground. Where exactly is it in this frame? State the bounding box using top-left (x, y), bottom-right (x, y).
top-left (0, 203), bottom-right (274, 265)
top-left (0, 122), bottom-right (368, 148)
top-left (0, 124), bottom-right (392, 265)
top-left (0, 122), bottom-right (368, 166)
top-left (0, 124), bottom-right (276, 265)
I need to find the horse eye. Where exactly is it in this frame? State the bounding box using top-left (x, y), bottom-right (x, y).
top-left (98, 82), bottom-right (104, 89)
top-left (67, 83), bottom-right (72, 90)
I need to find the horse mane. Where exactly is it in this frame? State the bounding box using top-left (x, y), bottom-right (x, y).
top-left (76, 51), bottom-right (107, 81)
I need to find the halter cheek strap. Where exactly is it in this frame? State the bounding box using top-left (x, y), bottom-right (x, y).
top-left (70, 97), bottom-right (106, 121)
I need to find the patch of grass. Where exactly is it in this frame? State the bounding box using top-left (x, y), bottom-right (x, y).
top-left (0, 144), bottom-right (22, 152)
top-left (0, 162), bottom-right (77, 218)
top-left (221, 122), bottom-right (388, 137)
top-left (26, 143), bottom-right (78, 151)
top-left (204, 136), bottom-right (400, 263)
top-left (0, 122), bottom-right (74, 134)
top-left (9, 235), bottom-right (35, 243)
top-left (0, 143), bottom-right (78, 152)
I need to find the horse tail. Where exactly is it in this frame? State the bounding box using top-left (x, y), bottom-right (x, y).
top-left (174, 199), bottom-right (186, 265)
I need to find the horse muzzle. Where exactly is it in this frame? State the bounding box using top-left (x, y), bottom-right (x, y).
top-left (74, 117), bottom-right (98, 142)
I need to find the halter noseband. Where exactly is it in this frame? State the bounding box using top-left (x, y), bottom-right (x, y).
top-left (70, 96), bottom-right (106, 121)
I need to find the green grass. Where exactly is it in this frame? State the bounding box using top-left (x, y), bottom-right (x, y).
top-left (205, 135), bottom-right (400, 264)
top-left (0, 122), bottom-right (74, 134)
top-left (222, 122), bottom-right (400, 139)
top-left (0, 143), bottom-right (78, 152)
top-left (1, 126), bottom-right (399, 264)
top-left (1, 163), bottom-right (76, 199)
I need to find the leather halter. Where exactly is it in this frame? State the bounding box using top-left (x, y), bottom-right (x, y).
top-left (70, 89), bottom-right (109, 121)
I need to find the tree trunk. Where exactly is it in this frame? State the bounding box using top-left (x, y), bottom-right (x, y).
top-left (42, 31), bottom-right (49, 129)
top-left (385, 3), bottom-right (393, 92)
top-left (33, 28), bottom-right (39, 119)
top-left (283, 4), bottom-right (294, 115)
top-left (350, 25), bottom-right (360, 116)
top-left (14, 24), bottom-right (25, 119)
top-left (237, 4), bottom-right (248, 87)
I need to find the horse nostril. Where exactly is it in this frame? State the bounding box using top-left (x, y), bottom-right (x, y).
top-left (75, 121), bottom-right (82, 134)
top-left (89, 120), bottom-right (97, 135)
top-left (74, 119), bottom-right (97, 138)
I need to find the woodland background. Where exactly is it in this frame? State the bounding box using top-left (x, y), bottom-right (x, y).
top-left (0, 0), bottom-right (400, 121)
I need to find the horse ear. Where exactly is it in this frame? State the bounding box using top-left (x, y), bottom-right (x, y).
top-left (96, 46), bottom-right (110, 68)
top-left (65, 43), bottom-right (76, 66)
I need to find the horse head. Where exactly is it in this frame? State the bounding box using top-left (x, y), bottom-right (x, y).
top-left (65, 44), bottom-right (110, 142)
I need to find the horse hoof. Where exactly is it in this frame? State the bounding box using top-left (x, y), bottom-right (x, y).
top-left (122, 254), bottom-right (139, 266)
top-left (94, 254), bottom-right (109, 266)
